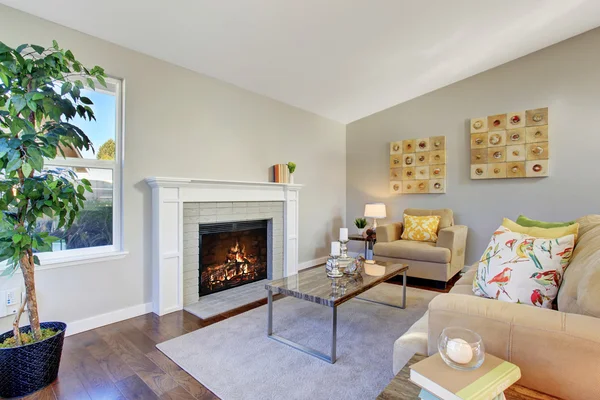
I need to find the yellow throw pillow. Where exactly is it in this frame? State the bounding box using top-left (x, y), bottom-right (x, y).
top-left (502, 218), bottom-right (579, 239)
top-left (402, 214), bottom-right (441, 242)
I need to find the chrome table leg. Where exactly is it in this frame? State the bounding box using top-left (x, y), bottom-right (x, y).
top-left (267, 292), bottom-right (337, 363)
top-left (331, 306), bottom-right (337, 362)
top-left (267, 289), bottom-right (273, 335)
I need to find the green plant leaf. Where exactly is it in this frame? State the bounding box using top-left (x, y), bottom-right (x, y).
top-left (97, 75), bottom-right (106, 87)
top-left (28, 148), bottom-right (44, 171)
top-left (6, 151), bottom-right (22, 172)
top-left (64, 49), bottom-right (75, 62)
top-left (31, 45), bottom-right (45, 55)
top-left (12, 234), bottom-right (22, 244)
top-left (21, 162), bottom-right (33, 177)
top-left (0, 140), bottom-right (9, 158)
top-left (0, 71), bottom-right (9, 87)
top-left (86, 78), bottom-right (95, 90)
top-left (0, 41), bottom-right (11, 55)
top-left (11, 95), bottom-right (27, 114)
top-left (61, 81), bottom-right (72, 96)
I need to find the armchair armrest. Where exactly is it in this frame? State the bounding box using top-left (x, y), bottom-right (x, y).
top-left (428, 294), bottom-right (600, 399)
top-left (436, 225), bottom-right (467, 251)
top-left (376, 222), bottom-right (402, 242)
top-left (436, 225), bottom-right (467, 274)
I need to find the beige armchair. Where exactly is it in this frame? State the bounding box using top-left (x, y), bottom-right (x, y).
top-left (374, 208), bottom-right (467, 287)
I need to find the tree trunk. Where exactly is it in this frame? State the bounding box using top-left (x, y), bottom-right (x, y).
top-left (12, 299), bottom-right (26, 346)
top-left (20, 253), bottom-right (41, 341)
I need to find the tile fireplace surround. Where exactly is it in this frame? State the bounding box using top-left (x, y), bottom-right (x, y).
top-left (182, 202), bottom-right (283, 306)
top-left (146, 178), bottom-right (302, 316)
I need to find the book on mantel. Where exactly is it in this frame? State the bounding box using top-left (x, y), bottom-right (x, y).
top-left (409, 353), bottom-right (521, 400)
top-left (272, 164), bottom-right (290, 183)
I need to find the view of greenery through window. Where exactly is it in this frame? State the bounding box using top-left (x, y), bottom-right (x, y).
top-left (34, 87), bottom-right (117, 253)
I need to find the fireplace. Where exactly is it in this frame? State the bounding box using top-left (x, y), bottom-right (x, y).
top-left (198, 220), bottom-right (269, 296)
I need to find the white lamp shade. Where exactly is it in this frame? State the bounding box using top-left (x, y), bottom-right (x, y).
top-left (364, 203), bottom-right (386, 218)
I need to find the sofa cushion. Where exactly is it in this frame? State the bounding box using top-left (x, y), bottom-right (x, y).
top-left (558, 214), bottom-right (600, 317)
top-left (516, 215), bottom-right (576, 229)
top-left (454, 266), bottom-right (477, 287)
top-left (473, 226), bottom-right (575, 309)
top-left (449, 284), bottom-right (476, 296)
top-left (373, 240), bottom-right (451, 263)
top-left (502, 217), bottom-right (579, 239)
top-left (405, 208), bottom-right (453, 231)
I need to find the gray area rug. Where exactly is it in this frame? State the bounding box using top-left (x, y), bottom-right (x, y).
top-left (157, 284), bottom-right (437, 400)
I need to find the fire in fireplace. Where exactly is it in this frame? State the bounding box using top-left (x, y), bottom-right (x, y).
top-left (198, 220), bottom-right (268, 296)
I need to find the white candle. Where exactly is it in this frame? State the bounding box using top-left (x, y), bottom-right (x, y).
top-left (339, 228), bottom-right (348, 241)
top-left (331, 241), bottom-right (341, 256)
top-left (446, 338), bottom-right (473, 364)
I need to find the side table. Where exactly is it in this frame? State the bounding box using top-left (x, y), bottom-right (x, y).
top-left (378, 354), bottom-right (560, 400)
top-left (348, 233), bottom-right (376, 258)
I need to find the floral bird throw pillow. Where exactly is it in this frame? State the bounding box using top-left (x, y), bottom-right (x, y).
top-left (472, 226), bottom-right (575, 308)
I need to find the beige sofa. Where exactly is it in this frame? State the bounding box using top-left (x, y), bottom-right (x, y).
top-left (393, 215), bottom-right (600, 400)
top-left (374, 208), bottom-right (468, 287)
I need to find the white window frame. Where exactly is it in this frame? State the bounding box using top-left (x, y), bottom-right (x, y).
top-left (2, 76), bottom-right (127, 272)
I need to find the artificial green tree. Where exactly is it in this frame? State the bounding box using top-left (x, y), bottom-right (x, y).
top-left (0, 40), bottom-right (106, 345)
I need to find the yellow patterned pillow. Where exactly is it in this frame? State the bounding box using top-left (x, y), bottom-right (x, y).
top-left (401, 214), bottom-right (441, 242)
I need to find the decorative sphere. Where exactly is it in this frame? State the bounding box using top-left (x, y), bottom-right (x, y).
top-left (446, 338), bottom-right (473, 364)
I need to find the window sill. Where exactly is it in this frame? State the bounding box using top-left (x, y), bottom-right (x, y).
top-left (16, 250), bottom-right (130, 272)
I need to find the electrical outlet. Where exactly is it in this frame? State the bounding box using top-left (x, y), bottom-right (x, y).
top-left (6, 288), bottom-right (20, 306)
top-left (6, 290), bottom-right (16, 306)
top-left (0, 291), bottom-right (6, 317)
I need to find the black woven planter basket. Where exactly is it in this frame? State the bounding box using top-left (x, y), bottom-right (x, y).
top-left (0, 321), bottom-right (66, 398)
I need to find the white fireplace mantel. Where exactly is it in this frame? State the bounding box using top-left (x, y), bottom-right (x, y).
top-left (145, 177), bottom-right (302, 316)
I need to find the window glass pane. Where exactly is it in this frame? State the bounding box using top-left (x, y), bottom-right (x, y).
top-left (35, 167), bottom-right (113, 251)
top-left (65, 88), bottom-right (116, 160)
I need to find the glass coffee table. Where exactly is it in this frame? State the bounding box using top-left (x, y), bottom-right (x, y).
top-left (265, 262), bottom-right (408, 363)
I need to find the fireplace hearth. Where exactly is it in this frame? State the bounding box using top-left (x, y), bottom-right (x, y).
top-left (198, 220), bottom-right (268, 296)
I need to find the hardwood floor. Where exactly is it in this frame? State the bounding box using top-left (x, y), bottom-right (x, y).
top-left (16, 275), bottom-right (450, 400)
top-left (16, 299), bottom-right (269, 400)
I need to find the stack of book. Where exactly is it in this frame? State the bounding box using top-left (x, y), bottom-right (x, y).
top-left (409, 353), bottom-right (521, 400)
top-left (272, 164), bottom-right (290, 183)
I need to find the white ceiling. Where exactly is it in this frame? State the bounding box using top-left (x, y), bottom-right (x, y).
top-left (3, 1), bottom-right (600, 123)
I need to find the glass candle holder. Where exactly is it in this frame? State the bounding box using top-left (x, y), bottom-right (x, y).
top-left (438, 327), bottom-right (485, 371)
top-left (339, 240), bottom-right (350, 260)
top-left (326, 255), bottom-right (343, 278)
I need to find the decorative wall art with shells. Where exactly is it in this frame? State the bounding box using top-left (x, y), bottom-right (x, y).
top-left (389, 136), bottom-right (447, 194)
top-left (470, 108), bottom-right (549, 180)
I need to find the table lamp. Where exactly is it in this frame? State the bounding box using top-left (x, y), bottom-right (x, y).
top-left (364, 203), bottom-right (386, 229)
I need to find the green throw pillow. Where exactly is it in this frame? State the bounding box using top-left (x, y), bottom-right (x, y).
top-left (516, 215), bottom-right (576, 229)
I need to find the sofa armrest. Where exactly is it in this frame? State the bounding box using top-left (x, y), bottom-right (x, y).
top-left (428, 294), bottom-right (600, 399)
top-left (376, 222), bottom-right (402, 242)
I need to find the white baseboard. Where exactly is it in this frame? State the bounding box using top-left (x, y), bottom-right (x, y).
top-left (298, 256), bottom-right (328, 270)
top-left (66, 302), bottom-right (153, 336)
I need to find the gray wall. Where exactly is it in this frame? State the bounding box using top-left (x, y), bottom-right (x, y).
top-left (347, 28), bottom-right (600, 265)
top-left (0, 5), bottom-right (345, 332)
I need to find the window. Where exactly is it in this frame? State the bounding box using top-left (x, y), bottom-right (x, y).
top-left (34, 77), bottom-right (124, 265)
